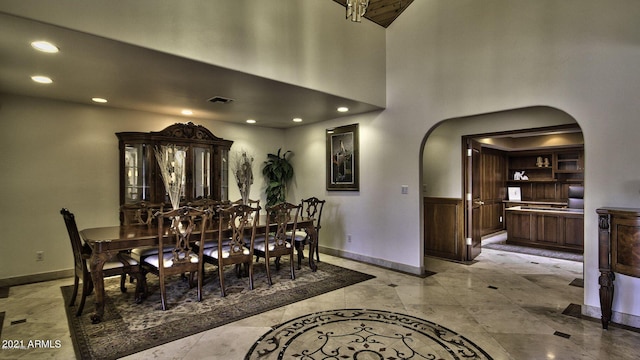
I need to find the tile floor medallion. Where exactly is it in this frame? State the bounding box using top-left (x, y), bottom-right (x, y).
top-left (246, 308), bottom-right (493, 359)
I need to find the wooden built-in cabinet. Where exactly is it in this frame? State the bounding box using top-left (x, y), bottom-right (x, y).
top-left (117, 122), bottom-right (233, 223)
top-left (506, 147), bottom-right (584, 202)
top-left (505, 207), bottom-right (583, 252)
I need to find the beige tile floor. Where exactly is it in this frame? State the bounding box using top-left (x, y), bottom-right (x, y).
top-left (1, 247), bottom-right (639, 360)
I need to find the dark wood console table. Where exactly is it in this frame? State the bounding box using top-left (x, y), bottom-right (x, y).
top-left (596, 207), bottom-right (640, 329)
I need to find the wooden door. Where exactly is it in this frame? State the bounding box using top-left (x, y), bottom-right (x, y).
top-left (466, 139), bottom-right (482, 260)
top-left (480, 148), bottom-right (507, 235)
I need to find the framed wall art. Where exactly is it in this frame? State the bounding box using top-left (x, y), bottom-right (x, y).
top-left (326, 123), bottom-right (359, 191)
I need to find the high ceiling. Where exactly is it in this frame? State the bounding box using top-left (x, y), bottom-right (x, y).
top-left (0, 12), bottom-right (384, 129)
top-left (333, 0), bottom-right (415, 28)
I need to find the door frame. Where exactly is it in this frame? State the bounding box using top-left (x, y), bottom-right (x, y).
top-left (461, 124), bottom-right (582, 262)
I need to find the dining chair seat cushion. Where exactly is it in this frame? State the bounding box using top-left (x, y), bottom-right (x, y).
top-left (95, 257), bottom-right (139, 272)
top-left (195, 240), bottom-right (217, 249)
top-left (196, 238), bottom-right (231, 249)
top-left (203, 244), bottom-right (250, 259)
top-left (254, 237), bottom-right (292, 252)
top-left (143, 252), bottom-right (199, 268)
top-left (131, 245), bottom-right (173, 259)
top-left (285, 230), bottom-right (308, 242)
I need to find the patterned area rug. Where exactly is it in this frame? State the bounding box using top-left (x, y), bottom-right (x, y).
top-left (246, 309), bottom-right (493, 359)
top-left (61, 260), bottom-right (375, 360)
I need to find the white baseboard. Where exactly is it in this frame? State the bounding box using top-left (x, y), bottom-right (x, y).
top-left (0, 269), bottom-right (74, 287)
top-left (582, 304), bottom-right (640, 329)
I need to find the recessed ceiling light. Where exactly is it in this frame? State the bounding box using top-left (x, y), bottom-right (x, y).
top-left (31, 75), bottom-right (52, 84)
top-left (337, 107), bottom-right (349, 112)
top-left (293, 118), bottom-right (303, 123)
top-left (181, 109), bottom-right (193, 115)
top-left (31, 41), bottom-right (59, 53)
top-left (92, 97), bottom-right (108, 103)
top-left (246, 119), bottom-right (256, 124)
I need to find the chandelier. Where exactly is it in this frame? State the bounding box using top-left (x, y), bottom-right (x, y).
top-left (346, 0), bottom-right (370, 22)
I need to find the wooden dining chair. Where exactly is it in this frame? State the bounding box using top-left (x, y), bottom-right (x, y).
top-left (128, 202), bottom-right (167, 262)
top-left (120, 201), bottom-right (165, 226)
top-left (202, 203), bottom-right (259, 297)
top-left (234, 198), bottom-right (260, 208)
top-left (60, 208), bottom-right (144, 316)
top-left (141, 206), bottom-right (209, 310)
top-left (288, 197), bottom-right (326, 266)
top-left (254, 202), bottom-right (300, 285)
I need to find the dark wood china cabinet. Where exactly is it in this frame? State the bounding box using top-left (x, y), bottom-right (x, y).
top-left (116, 122), bottom-right (232, 223)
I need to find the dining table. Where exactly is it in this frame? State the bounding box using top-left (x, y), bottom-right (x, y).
top-left (80, 215), bottom-right (317, 323)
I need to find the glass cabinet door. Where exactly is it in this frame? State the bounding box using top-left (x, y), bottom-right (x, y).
top-left (220, 148), bottom-right (229, 200)
top-left (193, 146), bottom-right (211, 199)
top-left (123, 143), bottom-right (150, 203)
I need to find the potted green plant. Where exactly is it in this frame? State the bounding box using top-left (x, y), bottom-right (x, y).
top-left (262, 148), bottom-right (294, 207)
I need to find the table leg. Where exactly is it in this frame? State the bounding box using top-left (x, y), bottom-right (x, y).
top-left (597, 212), bottom-right (613, 329)
top-left (599, 270), bottom-right (615, 329)
top-left (305, 225), bottom-right (318, 272)
top-left (89, 251), bottom-right (110, 324)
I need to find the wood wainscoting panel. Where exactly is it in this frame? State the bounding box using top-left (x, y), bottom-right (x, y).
top-left (424, 197), bottom-right (465, 261)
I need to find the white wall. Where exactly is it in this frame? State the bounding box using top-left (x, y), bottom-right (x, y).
top-left (422, 106), bottom-right (577, 198)
top-left (386, 0), bottom-right (640, 324)
top-left (0, 94), bottom-right (284, 280)
top-left (0, 0), bottom-right (386, 107)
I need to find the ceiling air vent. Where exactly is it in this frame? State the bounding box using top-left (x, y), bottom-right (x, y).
top-left (208, 96), bottom-right (234, 104)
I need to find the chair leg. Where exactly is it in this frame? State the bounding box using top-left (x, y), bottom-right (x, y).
top-left (315, 239), bottom-right (320, 262)
top-left (248, 261), bottom-right (254, 291)
top-left (219, 265), bottom-right (226, 297)
top-left (159, 274), bottom-right (167, 311)
top-left (76, 277), bottom-right (91, 317)
top-left (289, 252), bottom-right (296, 280)
top-left (69, 275), bottom-right (79, 307)
top-left (265, 256), bottom-right (273, 286)
top-left (197, 269), bottom-right (203, 302)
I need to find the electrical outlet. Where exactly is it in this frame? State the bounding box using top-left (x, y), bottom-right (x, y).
top-left (347, 234), bottom-right (352, 243)
top-left (36, 251), bottom-right (44, 261)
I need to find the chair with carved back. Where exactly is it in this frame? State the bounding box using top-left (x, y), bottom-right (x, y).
top-left (288, 197), bottom-right (325, 267)
top-left (234, 198), bottom-right (261, 250)
top-left (141, 206), bottom-right (209, 310)
top-left (191, 199), bottom-right (232, 254)
top-left (121, 201), bottom-right (166, 226)
top-left (202, 203), bottom-right (259, 297)
top-left (60, 208), bottom-right (145, 316)
top-left (253, 202), bottom-right (300, 285)
top-left (127, 202), bottom-right (166, 262)
top-left (234, 198), bottom-right (260, 208)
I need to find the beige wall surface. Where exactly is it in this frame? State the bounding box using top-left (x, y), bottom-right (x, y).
top-left (0, 94), bottom-right (284, 280)
top-left (386, 0), bottom-right (640, 322)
